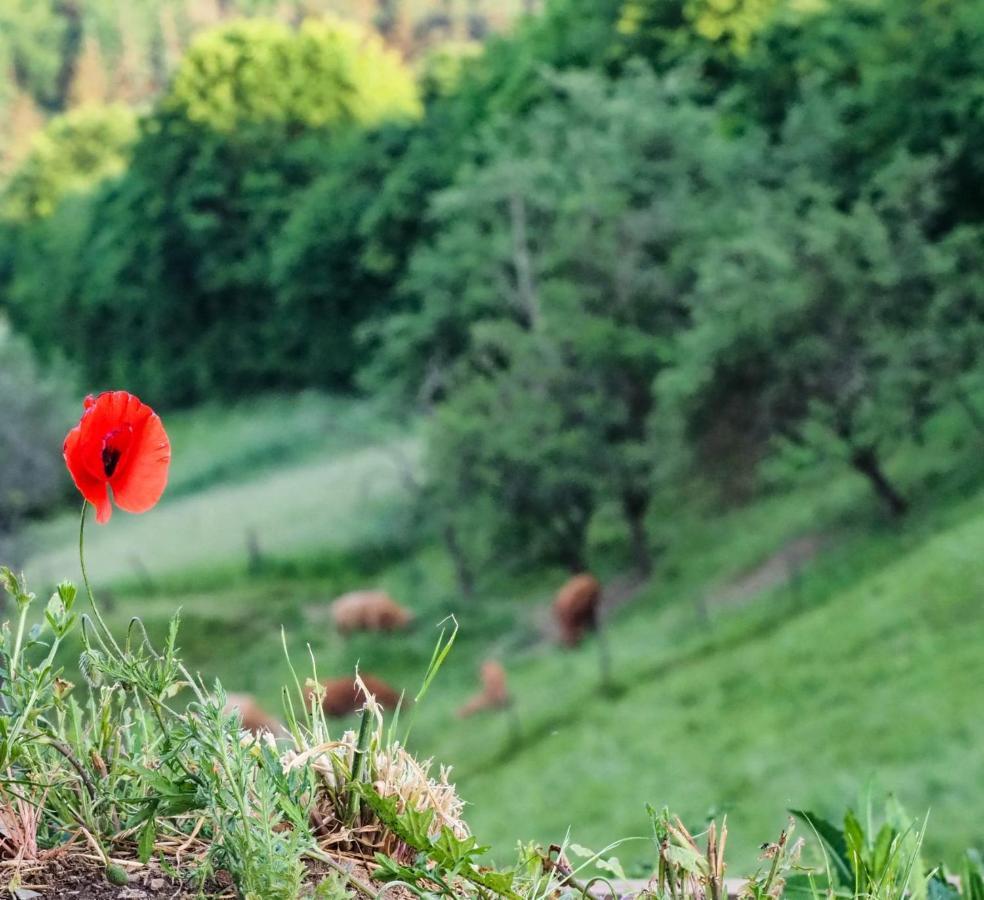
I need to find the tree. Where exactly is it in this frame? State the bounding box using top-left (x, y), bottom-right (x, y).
top-left (387, 65), bottom-right (761, 571)
top-left (1, 15), bottom-right (423, 405)
top-left (269, 124), bottom-right (417, 389)
top-left (730, 0), bottom-right (984, 226)
top-left (428, 328), bottom-right (604, 572)
top-left (898, 223), bottom-right (984, 437)
top-left (163, 17), bottom-right (420, 134)
top-left (1, 104), bottom-right (136, 221)
top-left (664, 155), bottom-right (953, 517)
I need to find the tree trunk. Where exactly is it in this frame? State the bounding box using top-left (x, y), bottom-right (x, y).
top-left (442, 524), bottom-right (475, 600)
top-left (621, 489), bottom-right (652, 577)
top-left (508, 192), bottom-right (540, 329)
top-left (851, 447), bottom-right (909, 517)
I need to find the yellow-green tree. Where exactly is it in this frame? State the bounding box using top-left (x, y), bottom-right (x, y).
top-left (1, 104), bottom-right (137, 221)
top-left (164, 16), bottom-right (421, 134)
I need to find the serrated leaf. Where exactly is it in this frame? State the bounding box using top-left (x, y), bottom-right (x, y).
top-left (433, 826), bottom-right (487, 868)
top-left (472, 868), bottom-right (516, 895)
top-left (596, 855), bottom-right (627, 880)
top-left (664, 844), bottom-right (709, 875)
top-left (371, 852), bottom-right (420, 885)
top-left (138, 816), bottom-right (156, 864)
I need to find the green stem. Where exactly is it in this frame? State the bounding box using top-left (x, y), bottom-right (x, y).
top-left (78, 501), bottom-right (123, 656)
top-left (347, 709), bottom-right (373, 825)
top-left (761, 839), bottom-right (783, 897)
top-left (4, 633), bottom-right (64, 762)
top-left (9, 601), bottom-right (29, 682)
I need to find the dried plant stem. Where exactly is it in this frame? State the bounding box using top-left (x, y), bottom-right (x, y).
top-left (305, 847), bottom-right (378, 898)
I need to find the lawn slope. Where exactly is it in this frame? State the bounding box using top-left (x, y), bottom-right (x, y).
top-left (8, 393), bottom-right (984, 875)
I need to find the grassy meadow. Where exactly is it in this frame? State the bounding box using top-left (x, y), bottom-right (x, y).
top-left (12, 391), bottom-right (984, 876)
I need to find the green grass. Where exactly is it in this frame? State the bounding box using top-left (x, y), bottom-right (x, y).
top-left (15, 393), bottom-right (419, 588)
top-left (10, 392), bottom-right (984, 878)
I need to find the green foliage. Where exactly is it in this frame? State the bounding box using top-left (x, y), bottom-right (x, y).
top-left (791, 801), bottom-right (929, 900)
top-left (730, 0), bottom-right (984, 224)
top-left (363, 786), bottom-right (519, 898)
top-left (1, 104), bottom-right (136, 221)
top-left (270, 125), bottom-right (418, 389)
top-left (0, 14), bottom-right (428, 404)
top-left (393, 64), bottom-right (762, 568)
top-left (664, 152), bottom-right (968, 513)
top-left (190, 687), bottom-right (310, 898)
top-left (164, 17), bottom-right (420, 134)
top-left (0, 0), bottom-right (69, 110)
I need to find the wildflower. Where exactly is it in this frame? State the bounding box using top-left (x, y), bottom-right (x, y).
top-left (63, 391), bottom-right (170, 524)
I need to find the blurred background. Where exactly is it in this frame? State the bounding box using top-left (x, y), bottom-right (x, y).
top-left (1, 0), bottom-right (983, 875)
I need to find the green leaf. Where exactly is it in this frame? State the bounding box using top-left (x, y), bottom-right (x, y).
top-left (790, 809), bottom-right (852, 885)
top-left (432, 826), bottom-right (487, 868)
top-left (928, 870), bottom-right (960, 900)
top-left (872, 823), bottom-right (896, 880)
top-left (371, 853), bottom-right (420, 885)
top-left (664, 844), bottom-right (709, 875)
top-left (356, 786), bottom-right (433, 851)
top-left (596, 855), bottom-right (627, 881)
top-left (965, 851), bottom-right (984, 900)
top-left (138, 817), bottom-right (157, 864)
top-left (844, 809), bottom-right (867, 888)
top-left (471, 867), bottom-right (516, 895)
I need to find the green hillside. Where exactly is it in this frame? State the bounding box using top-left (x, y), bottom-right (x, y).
top-left (15, 393), bottom-right (983, 874)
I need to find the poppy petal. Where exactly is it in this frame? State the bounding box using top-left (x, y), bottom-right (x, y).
top-left (64, 424), bottom-right (113, 523)
top-left (64, 390), bottom-right (170, 522)
top-left (110, 409), bottom-right (171, 514)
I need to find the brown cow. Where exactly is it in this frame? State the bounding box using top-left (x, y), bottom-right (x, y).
top-left (309, 674), bottom-right (403, 718)
top-left (552, 573), bottom-right (602, 647)
top-left (224, 692), bottom-right (282, 736)
top-left (457, 660), bottom-right (511, 718)
top-left (331, 590), bottom-right (414, 634)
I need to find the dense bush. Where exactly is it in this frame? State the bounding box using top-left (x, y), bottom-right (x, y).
top-left (1, 16), bottom-right (421, 404)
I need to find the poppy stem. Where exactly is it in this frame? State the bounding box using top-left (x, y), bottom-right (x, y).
top-left (78, 501), bottom-right (123, 656)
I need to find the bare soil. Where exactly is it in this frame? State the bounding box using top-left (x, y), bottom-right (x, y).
top-left (0, 856), bottom-right (230, 899)
top-left (0, 855), bottom-right (415, 899)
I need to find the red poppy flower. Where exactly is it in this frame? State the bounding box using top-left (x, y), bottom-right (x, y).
top-left (63, 391), bottom-right (171, 524)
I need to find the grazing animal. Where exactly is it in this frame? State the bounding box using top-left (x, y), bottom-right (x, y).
top-left (310, 674), bottom-right (403, 718)
top-left (224, 692), bottom-right (282, 735)
top-left (457, 660), bottom-right (511, 718)
top-left (330, 590), bottom-right (414, 634)
top-left (552, 573), bottom-right (603, 647)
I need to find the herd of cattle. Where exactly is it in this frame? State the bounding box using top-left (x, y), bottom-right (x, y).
top-left (225, 573), bottom-right (603, 733)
